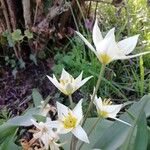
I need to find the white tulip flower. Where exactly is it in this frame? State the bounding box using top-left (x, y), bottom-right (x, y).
top-left (93, 96), bottom-right (131, 126)
top-left (56, 99), bottom-right (89, 143)
top-left (76, 19), bottom-right (150, 65)
top-left (47, 69), bottom-right (92, 95)
top-left (31, 118), bottom-right (61, 150)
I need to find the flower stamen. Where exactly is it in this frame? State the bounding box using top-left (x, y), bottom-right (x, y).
top-left (102, 98), bottom-right (112, 106)
top-left (63, 112), bottom-right (77, 129)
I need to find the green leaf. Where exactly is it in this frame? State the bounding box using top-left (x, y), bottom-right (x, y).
top-left (3, 30), bottom-right (14, 47)
top-left (33, 114), bottom-right (46, 122)
top-left (93, 95), bottom-right (150, 150)
top-left (120, 111), bottom-right (148, 150)
top-left (0, 124), bottom-right (17, 143)
top-left (12, 29), bottom-right (24, 42)
top-left (24, 30), bottom-right (33, 39)
top-left (132, 111), bottom-right (148, 150)
top-left (32, 89), bottom-right (43, 107)
top-left (6, 108), bottom-right (40, 126)
top-left (148, 127), bottom-right (150, 148)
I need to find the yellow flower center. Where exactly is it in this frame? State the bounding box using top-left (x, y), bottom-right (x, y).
top-left (99, 111), bottom-right (109, 118)
top-left (63, 112), bottom-right (77, 129)
top-left (99, 54), bottom-right (112, 65)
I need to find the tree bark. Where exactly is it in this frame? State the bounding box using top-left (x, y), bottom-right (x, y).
top-left (22, 0), bottom-right (32, 28)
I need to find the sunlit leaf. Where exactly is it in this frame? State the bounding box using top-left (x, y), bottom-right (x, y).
top-left (12, 29), bottom-right (24, 42)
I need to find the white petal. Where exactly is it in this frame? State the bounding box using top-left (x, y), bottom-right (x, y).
top-left (56, 102), bottom-right (69, 119)
top-left (119, 51), bottom-right (150, 60)
top-left (57, 122), bottom-right (73, 134)
top-left (41, 134), bottom-right (50, 149)
top-left (46, 117), bottom-right (52, 122)
top-left (105, 104), bottom-right (122, 118)
top-left (76, 76), bottom-right (93, 89)
top-left (96, 28), bottom-right (116, 55)
top-left (76, 31), bottom-right (96, 53)
top-left (111, 117), bottom-right (132, 126)
top-left (94, 96), bottom-right (103, 110)
top-left (98, 34), bottom-right (124, 62)
top-left (92, 18), bottom-right (103, 46)
top-left (47, 75), bottom-right (62, 91)
top-left (105, 28), bottom-right (115, 39)
top-left (74, 71), bottom-right (83, 83)
top-left (106, 38), bottom-right (125, 60)
top-left (96, 34), bottom-right (116, 56)
top-left (73, 99), bottom-right (83, 123)
top-left (50, 143), bottom-right (60, 150)
top-left (59, 128), bottom-right (72, 134)
top-left (118, 34), bottom-right (139, 55)
top-left (72, 125), bottom-right (89, 143)
top-left (47, 120), bottom-right (59, 128)
top-left (46, 119), bottom-right (60, 129)
top-left (60, 69), bottom-right (72, 81)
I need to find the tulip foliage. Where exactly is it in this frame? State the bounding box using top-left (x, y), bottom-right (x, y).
top-left (0, 19), bottom-right (150, 150)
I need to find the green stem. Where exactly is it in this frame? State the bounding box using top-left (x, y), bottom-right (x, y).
top-left (70, 135), bottom-right (78, 150)
top-left (78, 117), bottom-right (102, 150)
top-left (82, 64), bottom-right (106, 126)
top-left (72, 64), bottom-right (105, 150)
top-left (69, 95), bottom-right (74, 109)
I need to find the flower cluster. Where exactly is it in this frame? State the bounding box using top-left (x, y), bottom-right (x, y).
top-left (28, 19), bottom-right (149, 149)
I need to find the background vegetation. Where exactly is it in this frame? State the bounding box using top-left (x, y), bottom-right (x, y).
top-left (0, 0), bottom-right (150, 149)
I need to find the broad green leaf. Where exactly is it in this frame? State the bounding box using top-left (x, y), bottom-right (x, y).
top-left (32, 88), bottom-right (43, 107)
top-left (120, 111), bottom-right (148, 150)
top-left (24, 30), bottom-right (33, 39)
top-left (0, 124), bottom-right (17, 143)
top-left (12, 29), bottom-right (24, 42)
top-left (60, 118), bottom-right (113, 150)
top-left (93, 95), bottom-right (150, 150)
top-left (148, 127), bottom-right (150, 148)
top-left (132, 112), bottom-right (148, 150)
